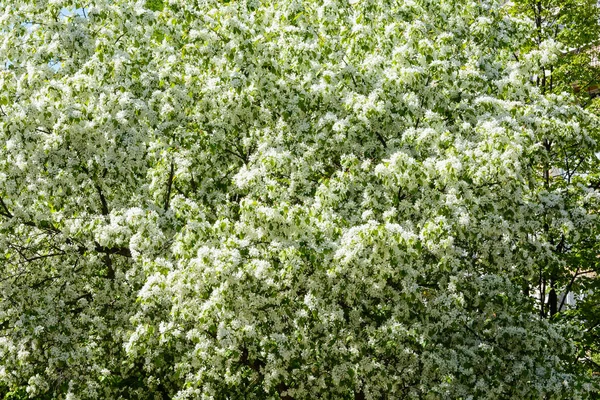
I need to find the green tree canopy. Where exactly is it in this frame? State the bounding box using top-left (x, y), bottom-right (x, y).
top-left (510, 0), bottom-right (600, 375)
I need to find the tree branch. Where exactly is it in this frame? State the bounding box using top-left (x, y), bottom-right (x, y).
top-left (375, 132), bottom-right (388, 148)
top-left (0, 196), bottom-right (13, 218)
top-left (558, 264), bottom-right (580, 313)
top-left (223, 147), bottom-right (248, 163)
top-left (95, 183), bottom-right (110, 216)
top-left (164, 161), bottom-right (175, 211)
top-left (93, 244), bottom-right (132, 258)
top-left (19, 251), bottom-right (66, 264)
top-left (1, 202), bottom-right (132, 258)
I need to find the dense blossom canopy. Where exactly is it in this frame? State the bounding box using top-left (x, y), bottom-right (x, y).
top-left (0, 0), bottom-right (598, 398)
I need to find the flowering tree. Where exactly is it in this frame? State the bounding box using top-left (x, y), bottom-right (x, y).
top-left (0, 0), bottom-right (598, 398)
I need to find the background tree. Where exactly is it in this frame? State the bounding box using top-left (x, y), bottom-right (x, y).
top-left (0, 0), bottom-right (599, 398)
top-left (511, 0), bottom-right (600, 101)
top-left (509, 0), bottom-right (600, 375)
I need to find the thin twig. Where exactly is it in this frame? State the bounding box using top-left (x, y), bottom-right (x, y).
top-left (164, 161), bottom-right (175, 211)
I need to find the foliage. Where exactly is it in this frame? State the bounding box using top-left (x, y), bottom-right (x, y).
top-left (509, 0), bottom-right (600, 377)
top-left (510, 0), bottom-right (600, 100)
top-left (0, 0), bottom-right (599, 398)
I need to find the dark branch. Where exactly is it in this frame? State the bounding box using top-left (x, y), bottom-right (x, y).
top-left (114, 33), bottom-right (126, 45)
top-left (103, 253), bottom-right (115, 280)
top-left (190, 172), bottom-right (198, 193)
top-left (1, 204), bottom-right (132, 258)
top-left (0, 196), bottom-right (13, 218)
top-left (164, 161), bottom-right (175, 211)
top-left (20, 252), bottom-right (66, 264)
top-left (93, 244), bottom-right (132, 258)
top-left (354, 390), bottom-right (366, 400)
top-left (558, 265), bottom-right (581, 313)
top-left (223, 147), bottom-right (248, 163)
top-left (375, 132), bottom-right (387, 148)
top-left (95, 183), bottom-right (110, 216)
